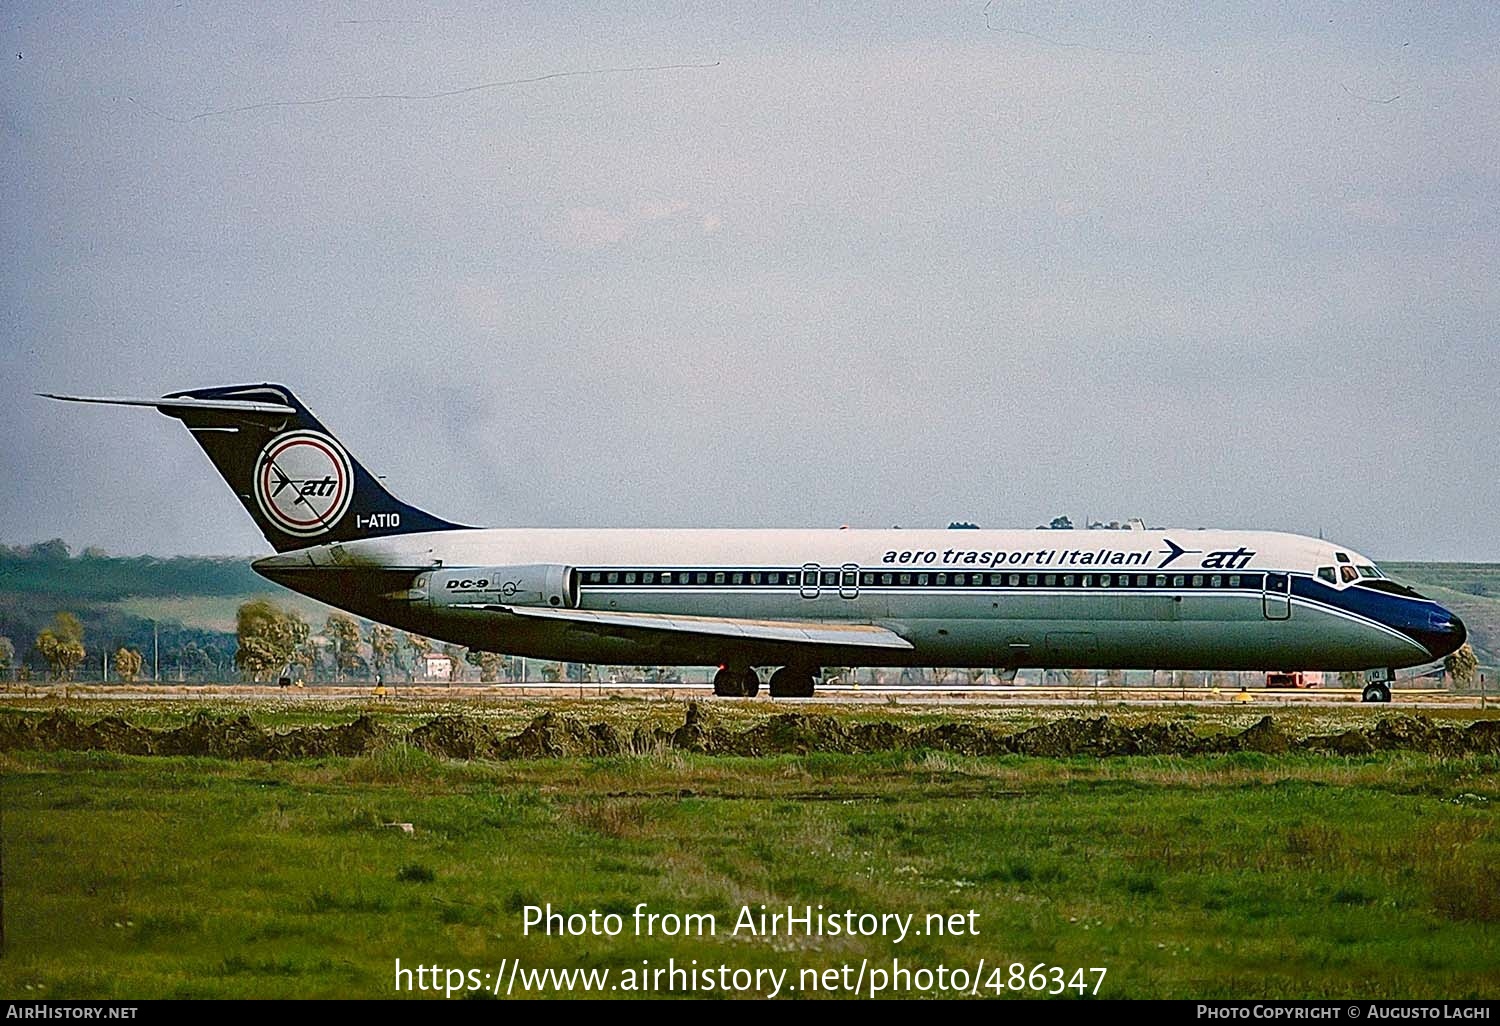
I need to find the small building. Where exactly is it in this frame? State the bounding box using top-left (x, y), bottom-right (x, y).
top-left (421, 652), bottom-right (453, 681)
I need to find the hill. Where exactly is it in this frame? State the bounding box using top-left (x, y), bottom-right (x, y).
top-left (0, 541), bottom-right (339, 677)
top-left (1381, 563), bottom-right (1500, 667)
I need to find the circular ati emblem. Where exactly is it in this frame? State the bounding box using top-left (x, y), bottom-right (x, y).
top-left (253, 430), bottom-right (354, 537)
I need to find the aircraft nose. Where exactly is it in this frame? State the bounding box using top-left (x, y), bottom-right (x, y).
top-left (1425, 607), bottom-right (1467, 661)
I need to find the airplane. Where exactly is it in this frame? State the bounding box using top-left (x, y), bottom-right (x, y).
top-left (43, 383), bottom-right (1467, 702)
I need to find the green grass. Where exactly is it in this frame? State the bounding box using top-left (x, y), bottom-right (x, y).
top-left (1, 732), bottom-right (1496, 999)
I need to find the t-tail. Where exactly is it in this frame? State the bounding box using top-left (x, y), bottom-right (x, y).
top-left (40, 383), bottom-right (469, 552)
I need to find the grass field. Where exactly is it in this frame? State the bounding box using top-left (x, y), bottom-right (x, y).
top-left (1, 700), bottom-right (1497, 1000)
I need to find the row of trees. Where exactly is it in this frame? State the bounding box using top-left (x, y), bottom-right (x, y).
top-left (0, 613), bottom-right (151, 682)
top-left (3, 601), bottom-right (1484, 689)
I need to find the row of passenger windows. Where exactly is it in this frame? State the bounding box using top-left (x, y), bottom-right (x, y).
top-left (581, 569), bottom-right (1266, 590)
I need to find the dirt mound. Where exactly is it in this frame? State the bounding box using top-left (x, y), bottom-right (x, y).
top-left (409, 715), bottom-right (501, 760)
top-left (731, 713), bottom-right (859, 755)
top-left (1465, 719), bottom-right (1500, 755)
top-left (1301, 730), bottom-right (1376, 756)
top-left (1367, 715), bottom-right (1470, 757)
top-left (494, 711), bottom-right (627, 759)
top-left (909, 722), bottom-right (1010, 756)
top-left (3, 707), bottom-right (1498, 763)
top-left (265, 715), bottom-right (385, 759)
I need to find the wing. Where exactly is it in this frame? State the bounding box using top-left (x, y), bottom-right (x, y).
top-left (458, 603), bottom-right (914, 659)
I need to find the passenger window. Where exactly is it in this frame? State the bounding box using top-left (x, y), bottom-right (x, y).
top-left (1062, 575), bottom-right (1075, 587)
top-left (1082, 575), bottom-right (1093, 587)
top-left (695, 572), bottom-right (708, 584)
top-left (1026, 574), bottom-right (1038, 586)
top-left (1173, 575), bottom-right (1185, 587)
top-left (1228, 575), bottom-right (1240, 587)
top-left (1192, 575), bottom-right (1204, 587)
top-left (989, 574), bottom-right (1004, 586)
top-left (588, 572), bottom-right (602, 583)
top-left (1317, 566), bottom-right (1336, 584)
top-left (750, 572), bottom-right (762, 585)
top-left (713, 572), bottom-right (725, 585)
top-left (607, 572), bottom-right (619, 584)
top-left (1155, 575), bottom-right (1166, 587)
top-left (882, 573), bottom-right (893, 585)
top-left (1341, 565), bottom-right (1358, 583)
top-left (625, 572), bottom-right (637, 584)
top-left (936, 574), bottom-right (948, 586)
top-left (766, 572), bottom-right (779, 585)
top-left (899, 574), bottom-right (912, 585)
top-left (917, 574), bottom-right (929, 586)
top-left (1008, 574), bottom-right (1020, 586)
top-left (1100, 574), bottom-right (1112, 587)
top-left (1210, 575), bottom-right (1222, 587)
top-left (1045, 574), bottom-right (1057, 586)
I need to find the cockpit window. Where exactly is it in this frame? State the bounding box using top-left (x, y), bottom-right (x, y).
top-left (1357, 566), bottom-right (1379, 578)
top-left (1340, 565), bottom-right (1358, 583)
top-left (1317, 566), bottom-right (1337, 585)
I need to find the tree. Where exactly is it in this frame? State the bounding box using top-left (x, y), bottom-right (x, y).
top-left (178, 640), bottom-right (215, 681)
top-left (1444, 643), bottom-right (1479, 691)
top-left (234, 600), bottom-right (306, 682)
top-left (323, 613), bottom-right (364, 682)
top-left (400, 633), bottom-right (428, 682)
top-left (114, 647), bottom-right (144, 682)
top-left (369, 624), bottom-right (398, 681)
top-left (35, 612), bottom-right (86, 681)
top-left (1049, 516), bottom-right (1074, 530)
top-left (464, 650), bottom-right (505, 681)
top-left (0, 636), bottom-right (13, 679)
top-left (442, 643), bottom-right (466, 682)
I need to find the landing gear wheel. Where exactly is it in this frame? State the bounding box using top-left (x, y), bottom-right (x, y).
top-left (1361, 682), bottom-right (1392, 704)
top-left (768, 666), bottom-right (817, 698)
top-left (713, 667), bottom-right (759, 697)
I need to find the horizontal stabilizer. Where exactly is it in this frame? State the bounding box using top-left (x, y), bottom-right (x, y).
top-left (462, 604), bottom-right (915, 651)
top-left (38, 393), bottom-right (296, 415)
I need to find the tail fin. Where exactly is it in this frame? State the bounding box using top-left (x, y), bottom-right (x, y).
top-left (43, 383), bottom-right (468, 552)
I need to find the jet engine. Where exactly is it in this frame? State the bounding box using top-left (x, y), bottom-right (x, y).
top-left (416, 564), bottom-right (578, 609)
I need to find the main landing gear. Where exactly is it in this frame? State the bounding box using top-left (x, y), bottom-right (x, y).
top-left (768, 666), bottom-right (817, 698)
top-left (712, 666), bottom-right (760, 697)
top-left (711, 665), bottom-right (819, 698)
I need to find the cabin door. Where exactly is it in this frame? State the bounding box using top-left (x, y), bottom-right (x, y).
top-left (1262, 572), bottom-right (1292, 620)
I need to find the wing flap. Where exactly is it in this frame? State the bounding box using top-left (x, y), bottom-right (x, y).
top-left (459, 604), bottom-right (914, 651)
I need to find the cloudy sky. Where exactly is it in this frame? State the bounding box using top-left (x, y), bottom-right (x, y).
top-left (2, 3), bottom-right (1496, 560)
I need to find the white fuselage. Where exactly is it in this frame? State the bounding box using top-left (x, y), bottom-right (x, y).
top-left (253, 526), bottom-right (1455, 672)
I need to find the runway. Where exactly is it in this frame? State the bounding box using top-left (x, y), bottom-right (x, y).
top-left (1, 682), bottom-right (1490, 709)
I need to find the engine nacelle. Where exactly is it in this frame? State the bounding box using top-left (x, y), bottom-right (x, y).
top-left (416, 564), bottom-right (578, 610)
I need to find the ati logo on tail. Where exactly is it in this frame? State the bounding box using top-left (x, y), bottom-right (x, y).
top-left (253, 430), bottom-right (354, 537)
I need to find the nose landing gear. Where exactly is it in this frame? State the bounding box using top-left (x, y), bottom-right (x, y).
top-left (1361, 669), bottom-right (1394, 703)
